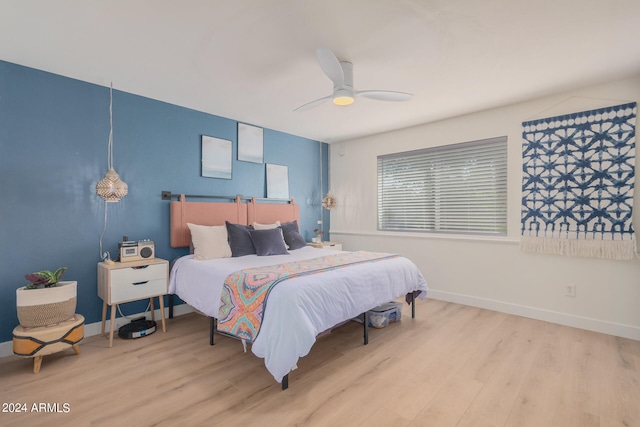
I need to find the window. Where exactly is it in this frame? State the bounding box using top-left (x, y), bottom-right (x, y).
top-left (377, 136), bottom-right (507, 235)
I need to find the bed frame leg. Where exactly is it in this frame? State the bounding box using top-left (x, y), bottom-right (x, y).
top-left (210, 317), bottom-right (215, 346)
top-left (363, 311), bottom-right (369, 345)
top-left (412, 292), bottom-right (416, 319)
top-left (168, 295), bottom-right (174, 319)
top-left (282, 374), bottom-right (289, 390)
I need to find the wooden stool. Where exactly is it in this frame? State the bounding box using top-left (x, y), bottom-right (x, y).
top-left (12, 314), bottom-right (84, 373)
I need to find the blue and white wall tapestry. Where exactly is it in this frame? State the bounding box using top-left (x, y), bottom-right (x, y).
top-left (521, 102), bottom-right (637, 260)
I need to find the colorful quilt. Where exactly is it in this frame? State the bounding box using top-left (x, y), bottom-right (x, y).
top-left (217, 251), bottom-right (399, 342)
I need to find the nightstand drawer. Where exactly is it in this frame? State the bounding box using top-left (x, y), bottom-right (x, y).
top-left (323, 242), bottom-right (342, 250)
top-left (110, 277), bottom-right (167, 304)
top-left (110, 263), bottom-right (166, 286)
top-left (309, 241), bottom-right (342, 251)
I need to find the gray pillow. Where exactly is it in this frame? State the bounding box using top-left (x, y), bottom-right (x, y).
top-left (249, 228), bottom-right (289, 256)
top-left (281, 220), bottom-right (307, 250)
top-left (225, 221), bottom-right (256, 257)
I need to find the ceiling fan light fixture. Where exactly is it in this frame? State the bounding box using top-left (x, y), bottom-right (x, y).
top-left (332, 88), bottom-right (355, 106)
top-left (294, 48), bottom-right (412, 112)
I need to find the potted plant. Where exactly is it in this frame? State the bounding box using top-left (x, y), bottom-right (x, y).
top-left (16, 267), bottom-right (77, 328)
top-left (312, 229), bottom-right (324, 243)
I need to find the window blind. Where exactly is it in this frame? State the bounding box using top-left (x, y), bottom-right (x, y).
top-left (377, 136), bottom-right (508, 235)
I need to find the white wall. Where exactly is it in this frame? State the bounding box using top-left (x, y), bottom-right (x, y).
top-left (329, 75), bottom-right (640, 340)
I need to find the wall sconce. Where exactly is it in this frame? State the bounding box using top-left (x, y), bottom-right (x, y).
top-left (322, 192), bottom-right (336, 210)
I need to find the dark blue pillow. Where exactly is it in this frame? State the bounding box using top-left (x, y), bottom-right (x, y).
top-left (249, 228), bottom-right (289, 256)
top-left (281, 220), bottom-right (307, 250)
top-left (225, 221), bottom-right (255, 257)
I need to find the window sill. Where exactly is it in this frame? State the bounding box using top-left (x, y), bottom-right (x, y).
top-left (330, 229), bottom-right (520, 245)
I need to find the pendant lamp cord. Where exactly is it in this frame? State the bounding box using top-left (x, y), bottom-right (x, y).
top-left (108, 83), bottom-right (114, 171)
top-left (99, 201), bottom-right (109, 261)
top-left (320, 142), bottom-right (323, 235)
top-left (99, 83), bottom-right (115, 262)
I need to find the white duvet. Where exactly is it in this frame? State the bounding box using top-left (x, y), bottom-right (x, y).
top-left (169, 246), bottom-right (428, 383)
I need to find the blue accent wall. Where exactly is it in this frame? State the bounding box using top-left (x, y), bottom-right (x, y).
top-left (0, 60), bottom-right (329, 343)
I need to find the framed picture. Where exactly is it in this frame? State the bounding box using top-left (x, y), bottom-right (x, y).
top-left (266, 163), bottom-right (289, 199)
top-left (238, 123), bottom-right (263, 163)
top-left (201, 135), bottom-right (232, 179)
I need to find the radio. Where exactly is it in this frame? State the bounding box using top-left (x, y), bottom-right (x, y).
top-left (118, 236), bottom-right (155, 262)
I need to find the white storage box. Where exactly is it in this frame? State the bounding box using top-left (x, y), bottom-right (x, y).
top-left (367, 301), bottom-right (402, 329)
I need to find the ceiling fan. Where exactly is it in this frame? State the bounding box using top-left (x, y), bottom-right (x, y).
top-left (294, 48), bottom-right (413, 112)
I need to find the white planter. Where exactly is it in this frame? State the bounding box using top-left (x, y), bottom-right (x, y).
top-left (16, 281), bottom-right (77, 328)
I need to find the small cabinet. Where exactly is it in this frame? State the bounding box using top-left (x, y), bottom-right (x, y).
top-left (97, 258), bottom-right (168, 347)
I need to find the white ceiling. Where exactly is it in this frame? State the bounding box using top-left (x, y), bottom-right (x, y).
top-left (2, 0), bottom-right (640, 143)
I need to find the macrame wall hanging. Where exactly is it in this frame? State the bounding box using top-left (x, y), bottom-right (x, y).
top-left (520, 102), bottom-right (637, 260)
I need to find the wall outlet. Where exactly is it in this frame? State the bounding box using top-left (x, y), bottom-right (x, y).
top-left (564, 284), bottom-right (576, 297)
top-left (317, 220), bottom-right (322, 225)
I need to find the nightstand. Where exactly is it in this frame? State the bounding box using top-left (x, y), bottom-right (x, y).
top-left (308, 241), bottom-right (342, 251)
top-left (97, 258), bottom-right (169, 347)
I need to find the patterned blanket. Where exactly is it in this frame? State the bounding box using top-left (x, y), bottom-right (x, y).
top-left (521, 102), bottom-right (636, 260)
top-left (217, 251), bottom-right (399, 342)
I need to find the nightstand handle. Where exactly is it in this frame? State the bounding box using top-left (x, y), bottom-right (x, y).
top-left (132, 265), bottom-right (149, 270)
top-left (132, 281), bottom-right (149, 286)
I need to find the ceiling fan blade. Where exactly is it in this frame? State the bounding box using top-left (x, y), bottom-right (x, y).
top-left (316, 48), bottom-right (344, 86)
top-left (357, 90), bottom-right (413, 102)
top-left (293, 95), bottom-right (332, 112)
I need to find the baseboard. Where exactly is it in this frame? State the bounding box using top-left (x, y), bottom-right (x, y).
top-left (427, 289), bottom-right (640, 341)
top-left (0, 303), bottom-right (195, 359)
top-left (4, 294), bottom-right (637, 358)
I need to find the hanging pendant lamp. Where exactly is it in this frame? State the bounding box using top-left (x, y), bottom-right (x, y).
top-left (96, 83), bottom-right (128, 202)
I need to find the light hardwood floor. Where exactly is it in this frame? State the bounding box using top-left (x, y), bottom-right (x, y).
top-left (1, 298), bottom-right (638, 426)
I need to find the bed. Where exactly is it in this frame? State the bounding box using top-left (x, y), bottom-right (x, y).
top-left (165, 193), bottom-right (428, 389)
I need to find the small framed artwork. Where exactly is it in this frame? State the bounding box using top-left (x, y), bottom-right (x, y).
top-left (201, 135), bottom-right (232, 179)
top-left (266, 163), bottom-right (289, 199)
top-left (238, 123), bottom-right (263, 163)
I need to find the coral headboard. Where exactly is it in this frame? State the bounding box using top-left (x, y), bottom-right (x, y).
top-left (170, 195), bottom-right (246, 248)
top-left (247, 197), bottom-right (299, 226)
top-left (169, 194), bottom-right (299, 248)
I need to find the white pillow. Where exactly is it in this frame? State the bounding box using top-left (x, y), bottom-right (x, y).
top-left (187, 223), bottom-right (232, 260)
top-left (252, 221), bottom-right (281, 230)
